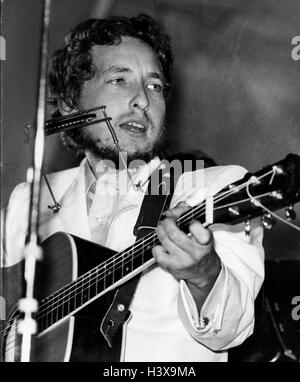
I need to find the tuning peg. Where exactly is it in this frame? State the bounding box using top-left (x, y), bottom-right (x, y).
top-left (271, 191), bottom-right (283, 200)
top-left (285, 206), bottom-right (296, 221)
top-left (261, 214), bottom-right (276, 230)
top-left (272, 165), bottom-right (284, 175)
top-left (229, 206), bottom-right (240, 216)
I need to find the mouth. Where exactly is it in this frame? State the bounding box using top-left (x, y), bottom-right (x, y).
top-left (119, 119), bottom-right (147, 135)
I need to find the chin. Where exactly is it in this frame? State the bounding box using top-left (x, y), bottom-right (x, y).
top-left (125, 143), bottom-right (151, 154)
top-left (83, 129), bottom-right (166, 168)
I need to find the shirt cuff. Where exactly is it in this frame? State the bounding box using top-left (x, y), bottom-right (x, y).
top-left (179, 260), bottom-right (228, 333)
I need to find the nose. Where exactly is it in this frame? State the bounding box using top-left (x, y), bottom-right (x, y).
top-left (129, 85), bottom-right (149, 113)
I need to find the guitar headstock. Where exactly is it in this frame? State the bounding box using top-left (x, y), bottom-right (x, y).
top-left (212, 154), bottom-right (300, 227)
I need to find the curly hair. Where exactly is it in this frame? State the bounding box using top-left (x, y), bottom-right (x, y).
top-left (49, 14), bottom-right (173, 114)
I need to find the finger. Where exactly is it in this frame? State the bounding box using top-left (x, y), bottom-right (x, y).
top-left (152, 245), bottom-right (173, 270)
top-left (152, 242), bottom-right (190, 273)
top-left (157, 223), bottom-right (189, 256)
top-left (163, 201), bottom-right (190, 219)
top-left (157, 220), bottom-right (202, 262)
top-left (189, 220), bottom-right (213, 246)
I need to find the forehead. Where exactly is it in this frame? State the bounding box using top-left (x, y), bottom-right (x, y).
top-left (91, 36), bottom-right (162, 75)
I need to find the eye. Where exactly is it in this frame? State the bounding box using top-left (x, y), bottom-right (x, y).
top-left (108, 78), bottom-right (126, 85)
top-left (146, 83), bottom-right (163, 93)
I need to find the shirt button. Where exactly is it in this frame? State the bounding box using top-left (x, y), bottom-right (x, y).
top-left (203, 317), bottom-right (209, 326)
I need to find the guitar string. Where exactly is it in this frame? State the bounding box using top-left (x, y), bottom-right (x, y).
top-left (27, 180), bottom-right (256, 316)
top-left (26, 169), bottom-right (275, 311)
top-left (2, 171), bottom-right (275, 344)
top-left (33, 185), bottom-right (276, 323)
top-left (26, 170), bottom-right (272, 311)
top-left (2, 169), bottom-right (276, 347)
top-left (34, 169), bottom-right (277, 315)
top-left (3, 188), bottom-right (274, 352)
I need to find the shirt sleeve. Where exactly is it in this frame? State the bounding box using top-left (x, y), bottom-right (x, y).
top-left (179, 261), bottom-right (227, 333)
top-left (1, 182), bottom-right (30, 267)
top-left (178, 220), bottom-right (264, 351)
top-left (175, 165), bottom-right (265, 351)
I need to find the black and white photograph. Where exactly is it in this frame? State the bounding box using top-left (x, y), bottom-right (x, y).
top-left (0, 0), bottom-right (299, 367)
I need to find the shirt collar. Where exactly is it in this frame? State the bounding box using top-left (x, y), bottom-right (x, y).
top-left (85, 159), bottom-right (97, 196)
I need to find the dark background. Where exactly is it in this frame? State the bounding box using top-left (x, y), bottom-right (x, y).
top-left (1, 0), bottom-right (300, 362)
top-left (1, 0), bottom-right (300, 263)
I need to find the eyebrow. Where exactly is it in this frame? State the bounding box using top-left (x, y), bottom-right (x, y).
top-left (102, 66), bottom-right (166, 82)
top-left (102, 66), bottom-right (131, 75)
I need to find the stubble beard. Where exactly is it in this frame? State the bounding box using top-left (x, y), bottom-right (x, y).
top-left (78, 124), bottom-right (167, 169)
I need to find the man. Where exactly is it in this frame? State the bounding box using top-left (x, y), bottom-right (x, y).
top-left (2, 15), bottom-right (264, 362)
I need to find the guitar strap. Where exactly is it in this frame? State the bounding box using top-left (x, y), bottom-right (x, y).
top-left (100, 162), bottom-right (176, 348)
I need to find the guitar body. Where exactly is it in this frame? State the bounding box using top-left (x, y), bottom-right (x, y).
top-left (1, 232), bottom-right (124, 362)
